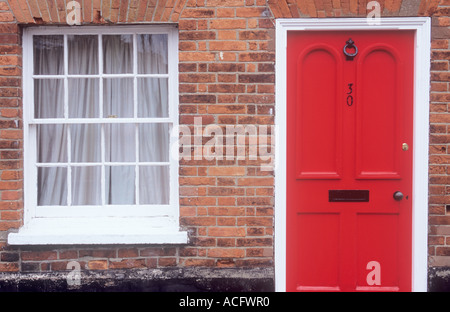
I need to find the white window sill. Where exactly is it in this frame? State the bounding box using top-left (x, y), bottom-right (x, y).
top-left (7, 217), bottom-right (188, 245)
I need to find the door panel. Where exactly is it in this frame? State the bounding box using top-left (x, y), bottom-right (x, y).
top-left (286, 31), bottom-right (414, 292)
top-left (296, 213), bottom-right (340, 290)
top-left (356, 46), bottom-right (402, 179)
top-left (296, 46), bottom-right (343, 179)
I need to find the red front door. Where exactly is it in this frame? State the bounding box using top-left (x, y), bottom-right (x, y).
top-left (286, 31), bottom-right (414, 292)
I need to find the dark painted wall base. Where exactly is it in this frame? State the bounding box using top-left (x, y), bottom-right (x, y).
top-left (428, 267), bottom-right (450, 292)
top-left (0, 267), bottom-right (275, 292)
top-left (2, 267), bottom-right (449, 292)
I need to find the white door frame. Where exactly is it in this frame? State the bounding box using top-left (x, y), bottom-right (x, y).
top-left (274, 17), bottom-right (431, 292)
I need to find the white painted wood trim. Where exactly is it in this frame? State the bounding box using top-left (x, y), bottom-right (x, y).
top-left (275, 17), bottom-right (431, 292)
top-left (8, 217), bottom-right (188, 245)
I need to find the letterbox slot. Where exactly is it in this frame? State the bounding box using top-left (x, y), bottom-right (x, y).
top-left (329, 190), bottom-right (369, 202)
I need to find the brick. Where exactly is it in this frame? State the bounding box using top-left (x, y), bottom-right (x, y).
top-left (208, 227), bottom-right (245, 237)
top-left (117, 248), bottom-right (139, 258)
top-left (218, 74), bottom-right (236, 82)
top-left (237, 237), bottom-right (272, 247)
top-left (238, 52), bottom-right (275, 62)
top-left (209, 41), bottom-right (247, 51)
top-left (180, 196), bottom-right (216, 206)
top-left (237, 216), bottom-right (272, 226)
top-left (1, 210), bottom-right (21, 220)
top-left (217, 8), bottom-right (234, 17)
top-left (181, 8), bottom-right (215, 18)
top-left (0, 2), bottom-right (10, 11)
top-left (180, 94), bottom-right (216, 104)
top-left (0, 220), bottom-right (21, 230)
top-left (217, 237), bottom-right (235, 247)
top-left (206, 0), bottom-right (244, 6)
top-left (239, 30), bottom-right (271, 40)
top-left (0, 109), bottom-right (20, 118)
top-left (0, 56), bottom-right (20, 66)
top-left (238, 74), bottom-right (275, 83)
top-left (109, 259), bottom-right (146, 269)
top-left (1, 252), bottom-right (19, 262)
top-left (181, 216), bottom-right (216, 226)
top-left (179, 73), bottom-right (215, 83)
top-left (235, 7), bottom-right (266, 17)
top-left (179, 52), bottom-right (216, 62)
top-left (21, 262), bottom-right (39, 272)
top-left (209, 166), bottom-right (245, 176)
top-left (0, 12), bottom-right (15, 22)
top-left (436, 247), bottom-right (450, 256)
top-left (208, 63), bottom-right (243, 72)
top-left (208, 84), bottom-right (245, 93)
top-left (432, 39), bottom-right (449, 49)
top-left (237, 177), bottom-right (274, 186)
top-left (88, 260), bottom-right (108, 270)
top-left (431, 61), bottom-right (449, 71)
top-left (179, 31), bottom-right (216, 40)
top-left (158, 257), bottom-right (177, 266)
top-left (207, 248), bottom-right (245, 258)
top-left (238, 95), bottom-right (275, 104)
top-left (431, 93), bottom-right (450, 102)
top-left (21, 251), bottom-right (58, 261)
top-left (179, 41), bottom-right (197, 51)
top-left (207, 187), bottom-right (245, 196)
top-left (0, 201), bottom-right (22, 210)
top-left (0, 262), bottom-right (19, 272)
top-left (178, 19), bottom-right (197, 30)
top-left (139, 247), bottom-right (176, 257)
top-left (246, 247), bottom-right (273, 257)
top-left (210, 19), bottom-right (246, 29)
top-left (429, 215), bottom-right (450, 225)
top-left (79, 249), bottom-right (116, 258)
top-left (58, 250), bottom-right (78, 259)
top-left (182, 258), bottom-right (215, 266)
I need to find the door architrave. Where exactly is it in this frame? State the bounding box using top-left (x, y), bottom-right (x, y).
top-left (274, 17), bottom-right (431, 292)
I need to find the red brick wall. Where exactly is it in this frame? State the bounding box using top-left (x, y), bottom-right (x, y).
top-left (0, 0), bottom-right (448, 276)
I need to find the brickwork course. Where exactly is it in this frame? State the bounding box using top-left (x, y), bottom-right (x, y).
top-left (0, 0), bottom-right (449, 290)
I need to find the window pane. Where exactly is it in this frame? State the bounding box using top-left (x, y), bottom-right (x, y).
top-left (105, 124), bottom-right (135, 162)
top-left (103, 35), bottom-right (133, 74)
top-left (33, 35), bottom-right (63, 75)
top-left (71, 124), bottom-right (101, 163)
top-left (69, 78), bottom-right (100, 118)
top-left (38, 167), bottom-right (67, 206)
top-left (68, 35), bottom-right (99, 75)
top-left (137, 78), bottom-right (168, 117)
top-left (37, 124), bottom-right (68, 163)
top-left (139, 166), bottom-right (169, 204)
top-left (103, 78), bottom-right (133, 118)
top-left (137, 34), bottom-right (168, 74)
top-left (72, 166), bottom-right (101, 205)
top-left (105, 166), bottom-right (135, 205)
top-left (139, 123), bottom-right (169, 162)
top-left (34, 79), bottom-right (64, 118)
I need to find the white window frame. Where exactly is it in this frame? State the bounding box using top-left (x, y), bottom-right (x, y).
top-left (8, 25), bottom-right (187, 245)
top-left (274, 18), bottom-right (431, 292)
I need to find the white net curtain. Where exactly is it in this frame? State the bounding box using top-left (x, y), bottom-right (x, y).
top-left (33, 33), bottom-right (170, 207)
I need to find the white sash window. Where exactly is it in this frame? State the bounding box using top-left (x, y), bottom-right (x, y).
top-left (9, 26), bottom-right (186, 245)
